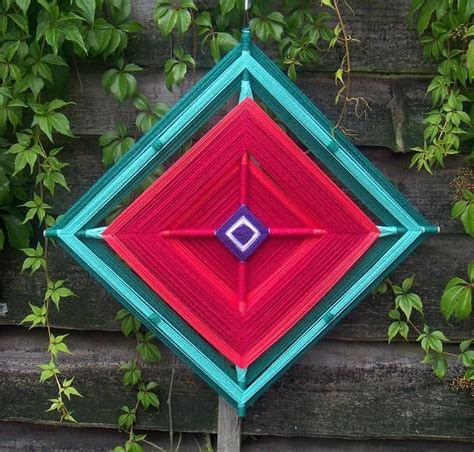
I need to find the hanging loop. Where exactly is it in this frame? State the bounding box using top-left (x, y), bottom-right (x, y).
top-left (243, 0), bottom-right (251, 28)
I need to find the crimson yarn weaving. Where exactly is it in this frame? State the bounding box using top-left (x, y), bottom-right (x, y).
top-left (104, 99), bottom-right (379, 367)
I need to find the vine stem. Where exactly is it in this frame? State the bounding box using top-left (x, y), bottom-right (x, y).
top-left (127, 338), bottom-right (142, 440)
top-left (72, 54), bottom-right (84, 94)
top-left (35, 131), bottom-right (70, 420)
top-left (407, 318), bottom-right (422, 336)
top-left (333, 0), bottom-right (352, 130)
top-left (142, 439), bottom-right (167, 451)
top-left (121, 336), bottom-right (162, 450)
top-left (167, 354), bottom-right (176, 451)
top-left (192, 11), bottom-right (198, 84)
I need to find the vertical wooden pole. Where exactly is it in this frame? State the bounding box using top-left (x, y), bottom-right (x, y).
top-left (217, 396), bottom-right (241, 452)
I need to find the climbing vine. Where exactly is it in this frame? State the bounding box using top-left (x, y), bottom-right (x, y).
top-left (0, 0), bottom-right (142, 423)
top-left (379, 268), bottom-right (473, 393)
top-left (409, 0), bottom-right (473, 172)
top-left (114, 309), bottom-right (162, 452)
top-left (380, 0), bottom-right (474, 394)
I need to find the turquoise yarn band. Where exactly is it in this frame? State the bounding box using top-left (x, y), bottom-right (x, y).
top-left (46, 29), bottom-right (438, 415)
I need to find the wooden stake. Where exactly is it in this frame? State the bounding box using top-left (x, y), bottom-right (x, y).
top-left (217, 396), bottom-right (241, 452)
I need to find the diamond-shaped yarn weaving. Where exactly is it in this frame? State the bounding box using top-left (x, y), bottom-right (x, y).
top-left (47, 29), bottom-right (438, 415)
top-left (103, 99), bottom-right (379, 368)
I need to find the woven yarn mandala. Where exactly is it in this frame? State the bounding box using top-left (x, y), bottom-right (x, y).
top-left (47, 29), bottom-right (438, 415)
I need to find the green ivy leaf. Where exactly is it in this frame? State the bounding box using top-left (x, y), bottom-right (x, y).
top-left (440, 264), bottom-right (473, 321)
top-left (124, 440), bottom-right (143, 452)
top-left (401, 275), bottom-right (414, 293)
top-left (417, 325), bottom-right (448, 353)
top-left (0, 92), bottom-right (27, 129)
top-left (321, 0), bottom-right (335, 9)
top-left (397, 295), bottom-right (410, 319)
top-left (21, 303), bottom-right (47, 328)
top-left (164, 46), bottom-right (195, 91)
top-left (15, 0), bottom-right (30, 14)
top-left (62, 25), bottom-right (88, 53)
top-left (99, 122), bottom-right (135, 167)
top-left (39, 360), bottom-right (60, 383)
top-left (461, 203), bottom-right (474, 237)
top-left (464, 368), bottom-right (474, 380)
top-left (1, 213), bottom-right (31, 249)
top-left (388, 320), bottom-right (409, 342)
top-left (48, 333), bottom-right (71, 358)
top-left (250, 10), bottom-right (285, 42)
top-left (21, 242), bottom-right (46, 273)
top-left (217, 32), bottom-right (238, 52)
top-left (63, 384), bottom-right (82, 400)
top-left (119, 360), bottom-right (142, 386)
top-left (75, 0), bottom-right (95, 23)
top-left (466, 40), bottom-right (474, 81)
top-left (220, 0), bottom-right (236, 15)
top-left (102, 60), bottom-right (142, 103)
top-left (31, 100), bottom-right (74, 142)
top-left (154, 0), bottom-right (196, 36)
top-left (137, 381), bottom-right (160, 409)
top-left (451, 199), bottom-right (468, 219)
top-left (422, 352), bottom-right (448, 378)
top-left (458, 340), bottom-right (474, 367)
top-left (44, 279), bottom-right (74, 309)
top-left (136, 332), bottom-right (161, 363)
top-left (118, 406), bottom-right (136, 429)
top-left (0, 166), bottom-right (9, 205)
top-left (133, 95), bottom-right (168, 133)
top-left (416, 2), bottom-right (436, 35)
top-left (116, 308), bottom-right (141, 337)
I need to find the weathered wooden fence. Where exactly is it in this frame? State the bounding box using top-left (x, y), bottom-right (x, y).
top-left (1, 1), bottom-right (473, 450)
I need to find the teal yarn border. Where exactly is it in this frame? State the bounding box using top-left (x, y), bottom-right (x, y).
top-left (47, 29), bottom-right (437, 414)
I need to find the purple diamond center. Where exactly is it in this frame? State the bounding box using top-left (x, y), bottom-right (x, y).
top-left (233, 224), bottom-right (255, 245)
top-left (216, 206), bottom-right (268, 261)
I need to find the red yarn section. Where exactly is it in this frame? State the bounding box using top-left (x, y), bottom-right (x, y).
top-left (104, 98), bottom-right (379, 367)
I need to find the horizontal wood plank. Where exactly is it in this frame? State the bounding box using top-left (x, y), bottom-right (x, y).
top-left (0, 328), bottom-right (472, 440)
top-left (0, 421), bottom-right (212, 452)
top-left (241, 436), bottom-right (474, 451)
top-left (127, 0), bottom-right (434, 74)
top-left (1, 421), bottom-right (472, 451)
top-left (66, 66), bottom-right (431, 152)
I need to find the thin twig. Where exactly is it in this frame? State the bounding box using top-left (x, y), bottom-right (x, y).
top-left (192, 11), bottom-right (198, 84)
top-left (407, 318), bottom-right (422, 336)
top-left (72, 55), bottom-right (84, 94)
top-left (142, 439), bottom-right (168, 451)
top-left (175, 432), bottom-right (183, 451)
top-left (167, 354), bottom-right (176, 451)
top-left (333, 0), bottom-right (352, 130)
top-left (192, 434), bottom-right (202, 450)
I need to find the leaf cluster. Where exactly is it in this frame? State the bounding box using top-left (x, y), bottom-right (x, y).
top-left (382, 272), bottom-right (473, 380)
top-left (451, 189), bottom-right (474, 236)
top-left (0, 0), bottom-right (144, 427)
top-left (115, 308), bottom-right (162, 452)
top-left (0, 0), bottom-right (142, 251)
top-left (409, 0), bottom-right (474, 171)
